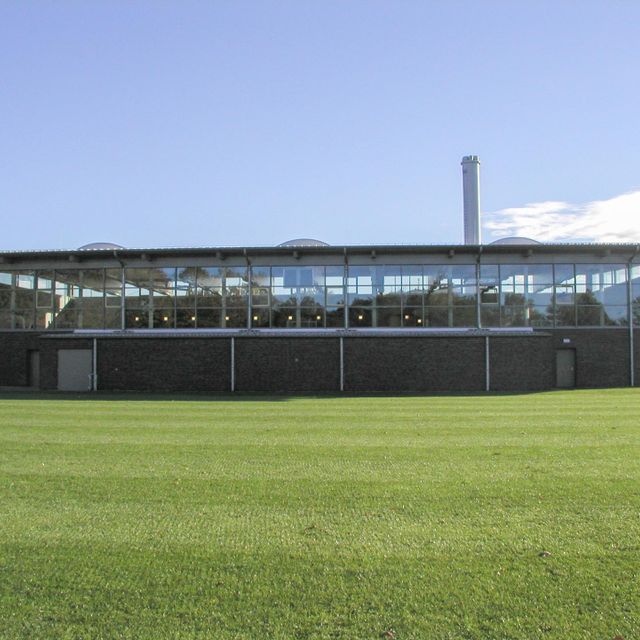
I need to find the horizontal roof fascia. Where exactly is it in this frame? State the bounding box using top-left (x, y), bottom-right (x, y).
top-left (1, 243), bottom-right (639, 269)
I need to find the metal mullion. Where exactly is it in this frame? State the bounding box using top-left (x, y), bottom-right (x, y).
top-left (343, 255), bottom-right (348, 328)
top-left (10, 272), bottom-right (16, 330)
top-left (120, 268), bottom-right (126, 330)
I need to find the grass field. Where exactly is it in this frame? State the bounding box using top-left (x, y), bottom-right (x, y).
top-left (0, 390), bottom-right (639, 639)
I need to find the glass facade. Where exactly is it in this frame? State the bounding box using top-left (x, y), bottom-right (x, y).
top-left (0, 262), bottom-right (635, 330)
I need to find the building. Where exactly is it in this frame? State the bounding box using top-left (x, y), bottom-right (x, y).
top-left (1, 159), bottom-right (638, 393)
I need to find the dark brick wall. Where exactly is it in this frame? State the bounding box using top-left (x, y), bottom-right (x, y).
top-left (39, 338), bottom-right (93, 390)
top-left (1, 329), bottom-right (637, 393)
top-left (635, 330), bottom-right (640, 388)
top-left (489, 335), bottom-right (554, 391)
top-left (97, 338), bottom-right (231, 392)
top-left (344, 337), bottom-right (486, 392)
top-left (0, 331), bottom-right (40, 386)
top-left (544, 329), bottom-right (630, 388)
top-left (235, 338), bottom-right (340, 393)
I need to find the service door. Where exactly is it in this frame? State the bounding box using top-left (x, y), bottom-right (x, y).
top-left (57, 349), bottom-right (93, 391)
top-left (556, 349), bottom-right (576, 388)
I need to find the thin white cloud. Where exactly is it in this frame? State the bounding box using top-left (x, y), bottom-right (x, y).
top-left (483, 190), bottom-right (640, 243)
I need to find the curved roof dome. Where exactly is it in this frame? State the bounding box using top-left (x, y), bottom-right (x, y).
top-left (489, 236), bottom-right (541, 246)
top-left (78, 242), bottom-right (125, 251)
top-left (278, 238), bottom-right (329, 247)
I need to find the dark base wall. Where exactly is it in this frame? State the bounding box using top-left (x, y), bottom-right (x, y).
top-left (0, 330), bottom-right (637, 393)
top-left (235, 338), bottom-right (340, 393)
top-left (0, 332), bottom-right (40, 386)
top-left (344, 337), bottom-right (486, 392)
top-left (546, 328), bottom-right (632, 388)
top-left (97, 338), bottom-right (231, 393)
top-left (490, 335), bottom-right (555, 391)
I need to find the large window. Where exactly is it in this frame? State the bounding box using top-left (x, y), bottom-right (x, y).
top-left (479, 263), bottom-right (625, 328)
top-left (0, 261), bottom-right (633, 330)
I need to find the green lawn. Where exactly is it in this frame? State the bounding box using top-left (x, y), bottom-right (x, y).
top-left (0, 391), bottom-right (639, 639)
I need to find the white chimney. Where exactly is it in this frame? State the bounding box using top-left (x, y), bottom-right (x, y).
top-left (461, 155), bottom-right (481, 244)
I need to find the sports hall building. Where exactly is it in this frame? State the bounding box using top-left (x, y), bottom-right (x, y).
top-left (1, 158), bottom-right (638, 393)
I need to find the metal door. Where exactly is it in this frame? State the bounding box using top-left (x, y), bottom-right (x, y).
top-left (556, 349), bottom-right (576, 388)
top-left (57, 349), bottom-right (93, 391)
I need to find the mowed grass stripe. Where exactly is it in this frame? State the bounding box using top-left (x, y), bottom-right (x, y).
top-left (0, 391), bottom-right (639, 639)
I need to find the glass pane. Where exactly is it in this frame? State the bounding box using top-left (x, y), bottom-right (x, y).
top-left (555, 305), bottom-right (576, 326)
top-left (125, 269), bottom-right (151, 297)
top-left (577, 305), bottom-right (604, 326)
top-left (176, 307), bottom-right (197, 328)
top-left (530, 306), bottom-right (553, 327)
top-left (348, 292), bottom-right (373, 305)
top-left (149, 268), bottom-right (175, 297)
top-left (501, 306), bottom-right (528, 327)
top-left (325, 266), bottom-right (344, 287)
top-left (402, 265), bottom-right (423, 289)
top-left (452, 306), bottom-right (476, 327)
top-left (176, 266), bottom-right (199, 289)
top-left (36, 309), bottom-right (54, 329)
top-left (298, 288), bottom-right (324, 306)
top-left (603, 305), bottom-right (627, 326)
top-left (424, 289), bottom-right (449, 307)
top-left (402, 307), bottom-right (424, 327)
top-left (555, 285), bottom-right (574, 305)
top-left (197, 308), bottom-right (222, 328)
top-left (424, 265), bottom-right (449, 286)
top-left (271, 306), bottom-right (296, 328)
top-left (224, 308), bottom-right (247, 328)
top-left (224, 266), bottom-right (248, 288)
top-left (125, 310), bottom-right (149, 328)
top-left (301, 308), bottom-right (324, 328)
top-left (527, 264), bottom-right (553, 283)
top-left (197, 287), bottom-right (224, 309)
top-left (152, 308), bottom-right (174, 328)
top-left (250, 266), bottom-right (270, 286)
top-left (554, 264), bottom-right (574, 284)
top-left (376, 307), bottom-right (402, 327)
top-left (424, 306), bottom-right (449, 327)
top-left (480, 285), bottom-right (498, 304)
top-left (325, 306), bottom-right (344, 328)
top-left (53, 270), bottom-right (82, 328)
top-left (349, 307), bottom-right (372, 327)
top-left (14, 309), bottom-right (35, 329)
top-left (450, 265), bottom-right (476, 285)
top-left (326, 287), bottom-right (344, 305)
top-left (452, 286), bottom-right (476, 305)
top-left (375, 285), bottom-right (401, 306)
top-left (481, 305), bottom-right (500, 327)
top-left (479, 265), bottom-right (499, 285)
top-left (251, 288), bottom-right (270, 307)
top-left (250, 308), bottom-right (270, 328)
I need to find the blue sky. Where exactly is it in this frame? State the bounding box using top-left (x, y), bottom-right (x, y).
top-left (2, 1), bottom-right (639, 250)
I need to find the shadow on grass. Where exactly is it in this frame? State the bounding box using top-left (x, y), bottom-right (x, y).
top-left (0, 387), bottom-right (588, 402)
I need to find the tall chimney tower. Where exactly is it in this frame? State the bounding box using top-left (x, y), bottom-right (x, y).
top-left (461, 155), bottom-right (481, 244)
